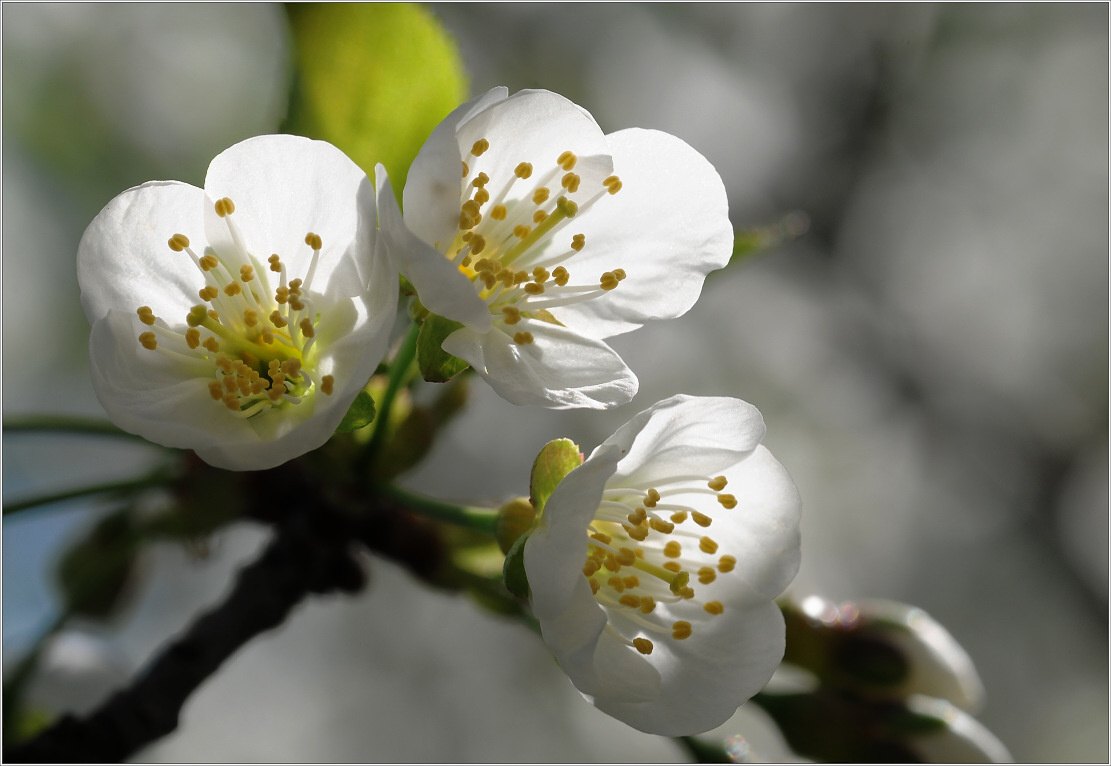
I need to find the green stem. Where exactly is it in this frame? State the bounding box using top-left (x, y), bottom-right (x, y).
top-left (3, 414), bottom-right (137, 439)
top-left (364, 321), bottom-right (421, 463)
top-left (4, 474), bottom-right (166, 517)
top-left (379, 483), bottom-right (498, 535)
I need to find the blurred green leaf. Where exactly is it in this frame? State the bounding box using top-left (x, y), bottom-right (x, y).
top-left (417, 314), bottom-right (469, 383)
top-left (284, 3), bottom-right (468, 197)
top-left (727, 211), bottom-right (811, 268)
top-left (529, 438), bottom-right (582, 516)
top-left (56, 510), bottom-right (138, 619)
top-left (502, 534), bottom-right (530, 600)
top-left (336, 390), bottom-right (377, 433)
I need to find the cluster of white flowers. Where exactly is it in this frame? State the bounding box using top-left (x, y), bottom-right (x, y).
top-left (78, 88), bottom-right (801, 735)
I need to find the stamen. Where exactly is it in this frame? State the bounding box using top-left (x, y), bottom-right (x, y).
top-left (138, 332), bottom-right (157, 350)
top-left (632, 637), bottom-right (653, 655)
top-left (470, 138), bottom-right (490, 157)
top-left (321, 375), bottom-right (334, 395)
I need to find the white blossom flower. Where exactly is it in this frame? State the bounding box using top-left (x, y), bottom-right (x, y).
top-left (523, 395), bottom-right (802, 735)
top-left (376, 87), bottom-right (733, 409)
top-left (77, 135), bottom-right (396, 471)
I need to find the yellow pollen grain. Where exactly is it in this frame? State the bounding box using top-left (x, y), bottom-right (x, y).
top-left (632, 637), bottom-right (654, 655)
top-left (699, 536), bottom-right (719, 555)
top-left (214, 197), bottom-right (236, 217)
top-left (663, 541), bottom-right (682, 558)
top-left (649, 518), bottom-right (675, 534)
top-left (514, 270), bottom-right (529, 284)
top-left (282, 359), bottom-right (302, 377)
top-left (672, 621), bottom-right (692, 640)
top-left (168, 233), bottom-right (190, 252)
top-left (268, 254), bottom-right (282, 272)
top-left (600, 272), bottom-right (620, 291)
top-left (589, 578), bottom-right (601, 595)
top-left (203, 337), bottom-right (220, 353)
top-left (321, 375), bottom-right (334, 395)
top-left (207, 309), bottom-right (220, 322)
top-left (553, 266), bottom-right (569, 286)
top-left (591, 532), bottom-right (612, 545)
top-left (223, 376), bottom-right (238, 393)
top-left (469, 235), bottom-right (487, 255)
top-left (472, 172), bottom-right (489, 188)
top-left (491, 204), bottom-right (508, 220)
top-left (223, 393), bottom-right (240, 411)
top-left (269, 310), bottom-right (287, 328)
top-left (571, 233), bottom-right (585, 252)
top-left (619, 594), bottom-right (641, 608)
top-left (604, 554), bottom-right (620, 572)
top-left (305, 232), bottom-right (323, 250)
top-left (185, 328), bottom-right (201, 349)
top-left (267, 386), bottom-right (284, 402)
top-left (138, 332), bottom-right (157, 350)
top-left (561, 172), bottom-right (580, 193)
top-left (640, 597), bottom-right (657, 614)
top-left (698, 566), bottom-right (717, 585)
top-left (533, 210), bottom-right (548, 224)
top-left (509, 161), bottom-right (531, 179)
top-left (644, 489), bottom-right (660, 507)
top-left (604, 175), bottom-right (623, 194)
top-left (136, 307), bottom-right (156, 325)
top-left (290, 278), bottom-right (303, 290)
top-left (513, 331), bottom-right (534, 345)
top-left (224, 282), bottom-right (242, 297)
top-left (532, 188), bottom-right (550, 205)
top-left (607, 576), bottom-right (625, 593)
top-left (718, 555), bottom-right (736, 573)
top-left (663, 561), bottom-right (682, 573)
top-left (461, 161), bottom-right (469, 178)
top-left (532, 267), bottom-right (550, 283)
top-left (557, 151), bottom-right (577, 170)
top-left (708, 476), bottom-right (728, 491)
top-left (524, 282), bottom-right (545, 295)
top-left (299, 318), bottom-right (315, 338)
top-left (626, 524), bottom-right (649, 542)
top-left (470, 138), bottom-right (490, 157)
top-left (240, 265), bottom-right (255, 282)
top-left (613, 268), bottom-right (627, 281)
top-left (704, 601), bottom-right (725, 615)
top-left (198, 286), bottom-right (218, 302)
top-left (583, 560), bottom-right (599, 577)
top-left (501, 306), bottom-right (521, 325)
top-left (622, 575), bottom-right (640, 588)
top-left (513, 224), bottom-right (531, 239)
top-left (691, 511), bottom-right (713, 528)
top-left (289, 297), bottom-right (306, 312)
top-left (717, 494), bottom-right (738, 509)
top-left (616, 548), bottom-right (637, 566)
top-left (243, 309), bottom-right (259, 327)
top-left (208, 381), bottom-right (223, 400)
top-left (670, 511), bottom-right (689, 523)
top-left (199, 255), bottom-right (219, 271)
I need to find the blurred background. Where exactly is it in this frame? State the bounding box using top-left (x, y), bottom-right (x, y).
top-left (3, 3), bottom-right (1107, 762)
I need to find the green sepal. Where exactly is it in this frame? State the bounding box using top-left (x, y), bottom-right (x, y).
top-left (335, 390), bottom-right (377, 433)
top-left (529, 438), bottom-right (583, 516)
top-left (502, 533), bottom-right (530, 599)
top-left (417, 314), bottom-right (470, 383)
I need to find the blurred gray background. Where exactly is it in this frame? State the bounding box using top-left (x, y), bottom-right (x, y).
top-left (3, 3), bottom-right (1107, 762)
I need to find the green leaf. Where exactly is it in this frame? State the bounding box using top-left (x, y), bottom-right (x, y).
top-left (502, 533), bottom-right (530, 599)
top-left (529, 438), bottom-right (583, 516)
top-left (417, 314), bottom-right (470, 383)
top-left (284, 4), bottom-right (468, 197)
top-left (335, 390), bottom-right (377, 433)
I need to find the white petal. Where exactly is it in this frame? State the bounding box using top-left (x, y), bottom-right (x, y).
top-left (552, 128), bottom-right (733, 339)
top-left (403, 86), bottom-right (509, 248)
top-left (441, 321), bottom-right (637, 409)
top-left (596, 600), bottom-right (785, 736)
top-left (604, 394), bottom-right (768, 485)
top-left (77, 181), bottom-right (208, 323)
top-left (375, 165), bottom-right (491, 331)
top-left (203, 134), bottom-right (374, 295)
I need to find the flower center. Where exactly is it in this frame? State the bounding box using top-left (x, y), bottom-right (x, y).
top-left (446, 139), bottom-right (626, 345)
top-left (581, 474), bottom-right (740, 655)
top-left (134, 197), bottom-right (335, 419)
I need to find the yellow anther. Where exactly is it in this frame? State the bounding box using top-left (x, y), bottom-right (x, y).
top-left (472, 172), bottom-right (489, 188)
top-left (185, 328), bottom-right (201, 349)
top-left (305, 232), bottom-right (323, 250)
top-left (281, 359), bottom-right (302, 377)
top-left (514, 162), bottom-right (533, 179)
top-left (216, 356), bottom-right (234, 373)
top-left (513, 224), bottom-right (532, 239)
top-left (474, 257), bottom-right (495, 273)
top-left (321, 375), bottom-right (334, 395)
top-left (501, 306), bottom-right (521, 325)
top-left (698, 566), bottom-right (717, 585)
top-left (616, 548), bottom-right (637, 566)
top-left (600, 272), bottom-right (620, 291)
top-left (207, 309), bottom-right (220, 322)
top-left (289, 297), bottom-right (306, 312)
top-left (625, 524), bottom-right (649, 541)
top-left (267, 386), bottom-right (284, 402)
top-left (604, 554), bottom-right (620, 572)
top-left (679, 586), bottom-right (696, 600)
top-left (619, 594), bottom-right (641, 608)
top-left (136, 306), bottom-right (156, 326)
top-left (557, 150), bottom-right (577, 170)
top-left (613, 268), bottom-right (627, 281)
top-left (259, 330), bottom-right (274, 345)
top-left (699, 536), bottom-right (719, 555)
top-left (552, 266), bottom-right (569, 286)
top-left (532, 267), bottom-right (550, 283)
top-left (533, 210), bottom-right (548, 224)
top-left (268, 254), bottom-right (282, 272)
top-left (639, 597), bottom-right (657, 614)
top-left (644, 488), bottom-right (661, 508)
top-left (223, 376), bottom-right (238, 393)
top-left (237, 378), bottom-right (251, 396)
top-left (275, 287), bottom-right (289, 305)
top-left (626, 512), bottom-right (642, 526)
top-left (269, 310), bottom-right (287, 328)
top-left (649, 518), bottom-right (674, 534)
top-left (224, 282), bottom-right (242, 297)
top-left (203, 337), bottom-right (220, 353)
top-left (607, 576), bottom-right (625, 593)
top-left (491, 204), bottom-right (508, 220)
top-left (474, 189), bottom-right (491, 206)
top-left (717, 494), bottom-right (738, 509)
top-left (557, 196), bottom-right (578, 217)
top-left (532, 187), bottom-right (550, 205)
top-left (670, 511), bottom-right (689, 524)
top-left (168, 233), bottom-right (190, 252)
top-left (239, 265), bottom-right (255, 282)
top-left (469, 235), bottom-right (487, 255)
top-left (603, 175), bottom-right (623, 194)
top-left (289, 278), bottom-right (303, 290)
top-left (198, 286), bottom-right (218, 302)
top-left (461, 161), bottom-right (469, 178)
top-left (663, 561), bottom-right (682, 573)
top-left (199, 255), bottom-right (219, 271)
top-left (561, 172), bottom-right (580, 193)
top-left (691, 511), bottom-right (712, 528)
top-left (223, 393), bottom-right (240, 411)
top-left (590, 532), bottom-right (612, 546)
top-left (513, 331), bottom-right (534, 345)
top-left (514, 270), bottom-right (529, 284)
top-left (708, 476), bottom-right (728, 491)
top-left (718, 555), bottom-right (737, 573)
top-left (571, 233), bottom-right (585, 252)
top-left (672, 621), bottom-right (692, 640)
top-left (250, 380), bottom-right (265, 395)
top-left (208, 381), bottom-right (223, 400)
top-left (242, 309), bottom-right (258, 327)
top-left (704, 601), bottom-right (725, 615)
top-left (214, 197), bottom-right (236, 217)
top-left (589, 578), bottom-right (600, 595)
top-left (481, 272), bottom-right (497, 290)
top-left (622, 575), bottom-right (640, 589)
top-left (632, 637), bottom-right (654, 655)
top-left (633, 507), bottom-right (648, 522)
top-left (138, 332), bottom-right (157, 350)
top-left (583, 560), bottom-right (600, 577)
top-left (524, 282), bottom-right (545, 295)
top-left (663, 541), bottom-right (682, 558)
top-left (470, 138), bottom-right (490, 157)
